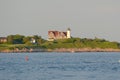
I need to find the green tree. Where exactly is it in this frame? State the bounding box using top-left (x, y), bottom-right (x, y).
top-left (7, 34), bottom-right (24, 44)
top-left (33, 35), bottom-right (46, 44)
top-left (13, 34), bottom-right (24, 44)
top-left (23, 36), bottom-right (31, 44)
top-left (7, 35), bottom-right (14, 44)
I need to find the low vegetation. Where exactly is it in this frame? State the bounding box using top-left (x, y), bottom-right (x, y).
top-left (0, 34), bottom-right (120, 52)
top-left (42, 38), bottom-right (120, 49)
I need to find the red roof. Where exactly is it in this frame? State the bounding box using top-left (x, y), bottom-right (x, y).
top-left (48, 31), bottom-right (67, 38)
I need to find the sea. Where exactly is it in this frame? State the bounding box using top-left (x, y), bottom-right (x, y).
top-left (0, 52), bottom-right (120, 80)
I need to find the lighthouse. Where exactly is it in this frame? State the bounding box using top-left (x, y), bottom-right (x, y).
top-left (67, 28), bottom-right (71, 38)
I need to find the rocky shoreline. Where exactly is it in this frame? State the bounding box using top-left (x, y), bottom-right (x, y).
top-left (53, 48), bottom-right (120, 52)
top-left (0, 48), bottom-right (120, 53)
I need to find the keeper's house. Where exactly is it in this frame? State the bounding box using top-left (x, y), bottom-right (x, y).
top-left (48, 28), bottom-right (71, 41)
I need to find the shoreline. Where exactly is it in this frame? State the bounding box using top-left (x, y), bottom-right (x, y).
top-left (0, 48), bottom-right (120, 53)
top-left (53, 48), bottom-right (120, 52)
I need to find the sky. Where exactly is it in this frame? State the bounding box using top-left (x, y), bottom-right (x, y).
top-left (0, 0), bottom-right (120, 42)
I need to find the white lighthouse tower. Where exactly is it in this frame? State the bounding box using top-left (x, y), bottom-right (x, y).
top-left (67, 28), bottom-right (71, 38)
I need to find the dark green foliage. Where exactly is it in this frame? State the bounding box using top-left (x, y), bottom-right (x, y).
top-left (13, 34), bottom-right (24, 44)
top-left (23, 36), bottom-right (31, 44)
top-left (41, 38), bottom-right (120, 49)
top-left (7, 34), bottom-right (24, 44)
top-left (7, 35), bottom-right (14, 44)
top-left (0, 35), bottom-right (120, 51)
top-left (7, 35), bottom-right (46, 45)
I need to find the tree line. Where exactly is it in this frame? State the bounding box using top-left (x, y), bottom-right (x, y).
top-left (0, 34), bottom-right (120, 49)
top-left (42, 38), bottom-right (120, 49)
top-left (7, 34), bottom-right (46, 45)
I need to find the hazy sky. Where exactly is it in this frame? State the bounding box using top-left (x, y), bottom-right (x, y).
top-left (0, 0), bottom-right (120, 42)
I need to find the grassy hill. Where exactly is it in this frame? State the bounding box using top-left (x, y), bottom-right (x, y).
top-left (41, 38), bottom-right (120, 49)
top-left (0, 36), bottom-right (120, 52)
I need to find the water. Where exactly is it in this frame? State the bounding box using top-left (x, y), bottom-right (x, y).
top-left (0, 52), bottom-right (120, 80)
